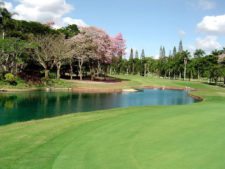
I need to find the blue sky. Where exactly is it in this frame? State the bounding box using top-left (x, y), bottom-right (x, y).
top-left (4, 0), bottom-right (225, 57)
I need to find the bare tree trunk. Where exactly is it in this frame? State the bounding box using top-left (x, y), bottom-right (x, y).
top-left (78, 59), bottom-right (83, 81)
top-left (198, 69), bottom-right (200, 80)
top-left (78, 70), bottom-right (82, 80)
top-left (144, 63), bottom-right (147, 77)
top-left (44, 69), bottom-right (49, 79)
top-left (90, 67), bottom-right (95, 81)
top-left (215, 78), bottom-right (218, 85)
top-left (15, 63), bottom-right (18, 76)
top-left (109, 67), bottom-right (112, 75)
top-left (57, 68), bottom-right (60, 80)
top-left (56, 63), bottom-right (61, 80)
top-left (97, 61), bottom-right (101, 77)
top-left (14, 54), bottom-right (18, 76)
top-left (132, 63), bottom-right (134, 74)
top-left (2, 65), bottom-right (7, 72)
top-left (70, 62), bottom-right (73, 80)
top-left (184, 64), bottom-right (187, 81)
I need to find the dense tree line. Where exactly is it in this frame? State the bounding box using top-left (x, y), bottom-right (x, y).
top-left (110, 43), bottom-right (225, 85)
top-left (1, 4), bottom-right (225, 86)
top-left (0, 6), bottom-right (126, 84)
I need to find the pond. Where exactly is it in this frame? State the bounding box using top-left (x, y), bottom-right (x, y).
top-left (0, 89), bottom-right (198, 125)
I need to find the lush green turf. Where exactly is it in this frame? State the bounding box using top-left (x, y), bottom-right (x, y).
top-left (0, 76), bottom-right (225, 169)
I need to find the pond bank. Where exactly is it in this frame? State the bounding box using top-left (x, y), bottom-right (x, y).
top-left (0, 87), bottom-right (73, 93)
top-left (0, 85), bottom-right (197, 93)
top-left (144, 86), bottom-right (196, 91)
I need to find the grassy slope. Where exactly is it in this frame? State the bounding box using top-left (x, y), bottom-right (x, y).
top-left (0, 75), bottom-right (225, 169)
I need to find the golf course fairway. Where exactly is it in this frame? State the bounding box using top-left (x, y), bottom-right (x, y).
top-left (0, 76), bottom-right (225, 169)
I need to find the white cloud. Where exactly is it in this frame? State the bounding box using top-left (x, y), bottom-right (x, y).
top-left (3, 1), bottom-right (13, 11)
top-left (4, 0), bottom-right (88, 28)
top-left (13, 0), bottom-right (72, 22)
top-left (63, 17), bottom-right (88, 27)
top-left (197, 0), bottom-right (216, 10)
top-left (197, 14), bottom-right (225, 34)
top-left (195, 36), bottom-right (221, 52)
top-left (0, 1), bottom-right (13, 11)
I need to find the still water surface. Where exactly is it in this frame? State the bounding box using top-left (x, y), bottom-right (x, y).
top-left (0, 89), bottom-right (197, 125)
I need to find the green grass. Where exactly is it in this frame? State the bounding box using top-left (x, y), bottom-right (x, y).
top-left (0, 75), bottom-right (225, 169)
top-left (0, 78), bottom-right (75, 90)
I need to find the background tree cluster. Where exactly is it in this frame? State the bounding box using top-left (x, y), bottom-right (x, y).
top-left (1, 3), bottom-right (225, 86)
top-left (111, 40), bottom-right (225, 85)
top-left (0, 5), bottom-right (126, 84)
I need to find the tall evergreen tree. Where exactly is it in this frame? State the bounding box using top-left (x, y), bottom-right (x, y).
top-left (162, 47), bottom-right (166, 57)
top-left (173, 46), bottom-right (177, 56)
top-left (141, 49), bottom-right (145, 59)
top-left (178, 40), bottom-right (183, 53)
top-left (160, 46), bottom-right (166, 57)
top-left (159, 46), bottom-right (162, 58)
top-left (129, 48), bottom-right (134, 74)
top-left (129, 48), bottom-right (134, 60)
top-left (135, 50), bottom-right (139, 58)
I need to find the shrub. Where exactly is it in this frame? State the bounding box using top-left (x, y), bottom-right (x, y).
top-left (4, 73), bottom-right (17, 86)
top-left (49, 72), bottom-right (57, 79)
top-left (41, 77), bottom-right (54, 86)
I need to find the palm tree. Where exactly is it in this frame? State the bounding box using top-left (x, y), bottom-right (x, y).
top-left (212, 49), bottom-right (222, 56)
top-left (194, 49), bottom-right (205, 58)
top-left (181, 51), bottom-right (191, 81)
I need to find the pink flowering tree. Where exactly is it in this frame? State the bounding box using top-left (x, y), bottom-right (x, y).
top-left (69, 26), bottom-right (126, 80)
top-left (80, 27), bottom-right (114, 80)
top-left (110, 33), bottom-right (126, 74)
top-left (69, 29), bottom-right (97, 80)
top-left (111, 33), bottom-right (126, 58)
